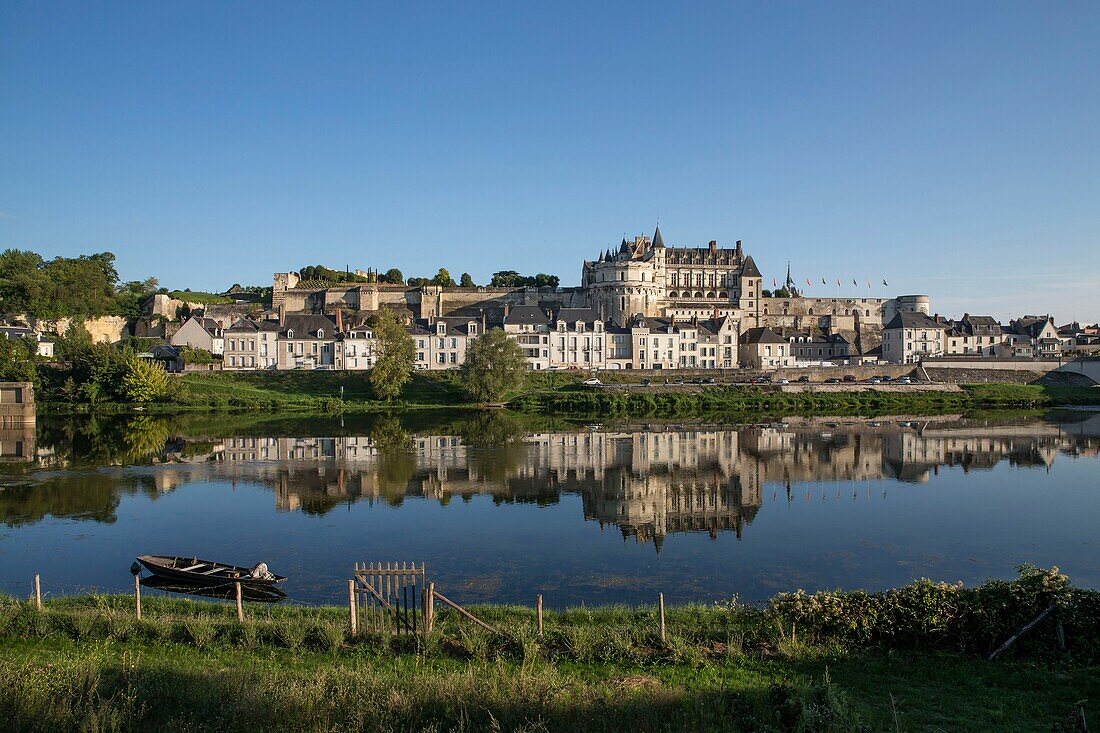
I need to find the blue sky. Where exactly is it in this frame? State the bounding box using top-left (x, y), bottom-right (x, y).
top-left (1, 2), bottom-right (1097, 321)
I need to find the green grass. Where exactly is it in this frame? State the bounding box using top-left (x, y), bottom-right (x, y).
top-left (0, 571), bottom-right (1097, 732)
top-left (509, 382), bottom-right (1100, 417)
top-left (169, 370), bottom-right (472, 413)
top-left (167, 290), bottom-right (233, 305)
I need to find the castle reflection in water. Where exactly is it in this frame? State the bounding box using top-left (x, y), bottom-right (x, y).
top-left (145, 414), bottom-right (1100, 548)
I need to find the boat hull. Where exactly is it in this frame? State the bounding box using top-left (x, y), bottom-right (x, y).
top-left (137, 555), bottom-right (286, 588)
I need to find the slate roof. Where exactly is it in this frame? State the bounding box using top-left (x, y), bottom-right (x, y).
top-left (740, 327), bottom-right (787, 345)
top-left (280, 314), bottom-right (337, 339)
top-left (740, 255), bottom-right (762, 278)
top-left (553, 307), bottom-right (601, 325)
top-left (884, 312), bottom-right (946, 330)
top-left (503, 305), bottom-right (550, 327)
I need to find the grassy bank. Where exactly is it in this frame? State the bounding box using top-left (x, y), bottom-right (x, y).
top-left (510, 382), bottom-right (1099, 417)
top-left (40, 369), bottom-right (1098, 418)
top-left (1, 568), bottom-right (1097, 731)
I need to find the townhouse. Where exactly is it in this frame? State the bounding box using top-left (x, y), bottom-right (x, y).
top-left (882, 312), bottom-right (947, 364)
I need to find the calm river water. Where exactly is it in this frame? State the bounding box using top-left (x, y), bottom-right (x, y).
top-left (1, 410), bottom-right (1098, 606)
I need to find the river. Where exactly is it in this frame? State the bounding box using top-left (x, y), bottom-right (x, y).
top-left (1, 410), bottom-right (1098, 606)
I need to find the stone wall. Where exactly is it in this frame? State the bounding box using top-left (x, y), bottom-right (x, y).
top-left (29, 315), bottom-right (130, 344)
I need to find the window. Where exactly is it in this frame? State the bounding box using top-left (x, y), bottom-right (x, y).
top-left (286, 330), bottom-right (294, 338)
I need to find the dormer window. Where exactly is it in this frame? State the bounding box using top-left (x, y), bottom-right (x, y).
top-left (317, 329), bottom-right (324, 339)
top-left (286, 329), bottom-right (294, 338)
top-left (469, 323), bottom-right (478, 336)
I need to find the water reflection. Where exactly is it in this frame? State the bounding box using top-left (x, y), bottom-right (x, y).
top-left (6, 412), bottom-right (1100, 548)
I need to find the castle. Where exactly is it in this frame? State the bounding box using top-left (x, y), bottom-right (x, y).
top-left (271, 226), bottom-right (928, 356)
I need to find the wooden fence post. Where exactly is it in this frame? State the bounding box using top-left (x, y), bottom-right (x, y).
top-left (348, 580), bottom-right (358, 637)
top-left (658, 593), bottom-right (666, 644)
top-left (235, 581), bottom-right (244, 623)
top-left (421, 586), bottom-right (429, 644)
top-left (426, 582), bottom-right (435, 635)
top-left (34, 574), bottom-right (41, 610)
top-left (134, 574), bottom-right (142, 620)
top-left (536, 594), bottom-right (544, 636)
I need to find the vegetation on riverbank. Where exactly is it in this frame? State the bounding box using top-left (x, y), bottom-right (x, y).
top-left (0, 567), bottom-right (1095, 731)
top-left (510, 382), bottom-right (1100, 417)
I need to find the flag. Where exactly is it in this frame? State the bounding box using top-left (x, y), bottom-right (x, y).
top-left (805, 278), bottom-right (812, 286)
top-left (882, 278), bottom-right (889, 287)
top-left (772, 278), bottom-right (777, 288)
top-left (852, 279), bottom-right (858, 287)
top-left (866, 281), bottom-right (871, 288)
top-left (822, 278), bottom-right (827, 285)
top-left (836, 279), bottom-right (841, 287)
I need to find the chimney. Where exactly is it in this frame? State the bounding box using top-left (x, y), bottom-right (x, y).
top-left (504, 303), bottom-right (510, 318)
top-left (709, 240), bottom-right (717, 253)
top-left (278, 304), bottom-right (286, 325)
top-left (735, 240), bottom-right (743, 258)
top-left (481, 309), bottom-right (487, 333)
top-left (335, 307), bottom-right (343, 333)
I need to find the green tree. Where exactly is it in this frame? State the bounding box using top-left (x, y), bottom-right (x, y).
top-left (382, 268), bottom-right (404, 285)
top-left (490, 270), bottom-right (522, 287)
top-left (119, 354), bottom-right (172, 403)
top-left (178, 346), bottom-right (215, 365)
top-left (459, 328), bottom-right (527, 403)
top-left (431, 268), bottom-right (456, 287)
top-left (460, 272), bottom-right (475, 288)
top-left (406, 277), bottom-right (430, 286)
top-left (368, 309), bottom-right (415, 401)
top-left (0, 337), bottom-right (38, 383)
top-left (55, 321), bottom-right (94, 362)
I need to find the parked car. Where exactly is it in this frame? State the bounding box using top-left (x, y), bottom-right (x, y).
top-left (641, 379), bottom-right (651, 386)
top-left (753, 376), bottom-right (770, 384)
top-left (704, 377), bottom-right (717, 384)
top-left (582, 378), bottom-right (602, 386)
top-left (879, 375), bottom-right (892, 382)
top-left (777, 378), bottom-right (790, 385)
top-left (868, 377), bottom-right (882, 384)
top-left (824, 377), bottom-right (841, 384)
top-left (843, 375), bottom-right (857, 383)
top-left (797, 375), bottom-right (811, 383)
top-left (897, 376), bottom-right (913, 384)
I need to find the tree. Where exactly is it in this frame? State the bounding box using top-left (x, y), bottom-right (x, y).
top-left (382, 268), bottom-right (404, 285)
top-left (490, 270), bottom-right (522, 287)
top-left (459, 328), bottom-right (527, 403)
top-left (430, 268), bottom-right (456, 287)
top-left (406, 277), bottom-right (430, 286)
top-left (119, 354), bottom-right (172, 403)
top-left (489, 270), bottom-right (560, 288)
top-left (368, 309), bottom-right (415, 401)
top-left (55, 321), bottom-right (94, 362)
top-left (0, 337), bottom-right (38, 383)
top-left (460, 272), bottom-right (475, 288)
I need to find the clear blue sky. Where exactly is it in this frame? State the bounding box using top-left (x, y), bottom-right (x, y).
top-left (1, 2), bottom-right (1097, 322)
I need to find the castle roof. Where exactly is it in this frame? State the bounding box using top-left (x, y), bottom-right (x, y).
top-left (652, 225), bottom-right (665, 249)
top-left (741, 255), bottom-right (762, 278)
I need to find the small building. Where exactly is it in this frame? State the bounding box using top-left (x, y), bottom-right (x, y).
top-left (170, 316), bottom-right (225, 356)
top-left (503, 305), bottom-right (551, 370)
top-left (739, 327), bottom-right (794, 369)
top-left (882, 312), bottom-right (947, 364)
top-left (1005, 316), bottom-right (1062, 359)
top-left (224, 318), bottom-right (280, 370)
top-left (276, 314), bottom-right (338, 370)
top-left (944, 314), bottom-right (1003, 356)
top-left (0, 325), bottom-right (54, 358)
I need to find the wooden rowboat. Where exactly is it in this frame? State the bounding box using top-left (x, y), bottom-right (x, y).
top-left (137, 555), bottom-right (286, 588)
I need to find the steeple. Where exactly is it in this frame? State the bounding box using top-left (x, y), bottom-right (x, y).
top-left (652, 224), bottom-right (665, 249)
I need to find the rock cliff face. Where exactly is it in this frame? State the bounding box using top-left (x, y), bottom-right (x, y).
top-left (23, 315), bottom-right (130, 344)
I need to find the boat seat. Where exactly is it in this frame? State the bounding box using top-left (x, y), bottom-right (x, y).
top-left (198, 567), bottom-right (227, 575)
top-left (179, 564), bottom-right (206, 572)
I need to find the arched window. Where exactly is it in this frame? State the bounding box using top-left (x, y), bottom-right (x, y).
top-left (763, 307), bottom-right (769, 315)
top-left (694, 291), bottom-right (703, 298)
top-left (719, 291), bottom-right (728, 299)
top-left (286, 329), bottom-right (294, 338)
top-left (808, 308), bottom-right (814, 315)
top-left (317, 329), bottom-right (324, 338)
top-left (706, 291), bottom-right (715, 299)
